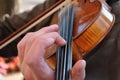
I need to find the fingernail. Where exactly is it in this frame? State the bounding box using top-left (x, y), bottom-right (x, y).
top-left (78, 60), bottom-right (86, 79)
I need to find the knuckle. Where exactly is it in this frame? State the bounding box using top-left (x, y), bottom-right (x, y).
top-left (17, 41), bottom-right (23, 50)
top-left (38, 27), bottom-right (48, 33)
top-left (51, 32), bottom-right (59, 38)
top-left (25, 32), bottom-right (34, 37)
top-left (26, 58), bottom-right (36, 66)
top-left (26, 60), bottom-right (33, 66)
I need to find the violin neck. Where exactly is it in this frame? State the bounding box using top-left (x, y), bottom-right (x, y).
top-left (55, 4), bottom-right (74, 80)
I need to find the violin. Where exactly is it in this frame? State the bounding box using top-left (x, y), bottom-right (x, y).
top-left (0, 0), bottom-right (115, 80)
top-left (45, 0), bottom-right (115, 70)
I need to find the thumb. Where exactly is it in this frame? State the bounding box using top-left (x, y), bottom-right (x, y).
top-left (72, 60), bottom-right (86, 80)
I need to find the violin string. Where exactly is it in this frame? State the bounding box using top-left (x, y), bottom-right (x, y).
top-left (65, 6), bottom-right (71, 80)
top-left (61, 5), bottom-right (70, 80)
top-left (62, 7), bottom-right (68, 80)
top-left (60, 12), bottom-right (66, 80)
top-left (55, 8), bottom-right (63, 80)
top-left (65, 5), bottom-right (74, 80)
top-left (55, 46), bottom-right (61, 80)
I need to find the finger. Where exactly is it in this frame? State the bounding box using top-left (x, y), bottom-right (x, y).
top-left (40, 32), bottom-right (66, 48)
top-left (72, 60), bottom-right (86, 80)
top-left (35, 24), bottom-right (59, 35)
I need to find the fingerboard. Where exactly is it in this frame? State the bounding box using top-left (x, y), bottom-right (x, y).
top-left (55, 4), bottom-right (74, 80)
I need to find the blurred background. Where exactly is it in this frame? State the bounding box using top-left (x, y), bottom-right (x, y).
top-left (0, 0), bottom-right (45, 80)
top-left (19, 0), bottom-right (45, 13)
top-left (0, 0), bottom-right (45, 18)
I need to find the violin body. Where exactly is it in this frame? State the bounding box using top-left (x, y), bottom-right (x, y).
top-left (45, 0), bottom-right (115, 70)
top-left (72, 0), bottom-right (115, 61)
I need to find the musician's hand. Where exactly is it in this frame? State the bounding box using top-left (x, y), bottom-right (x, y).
top-left (17, 24), bottom-right (86, 80)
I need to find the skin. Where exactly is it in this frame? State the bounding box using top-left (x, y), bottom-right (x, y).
top-left (17, 24), bottom-right (86, 80)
